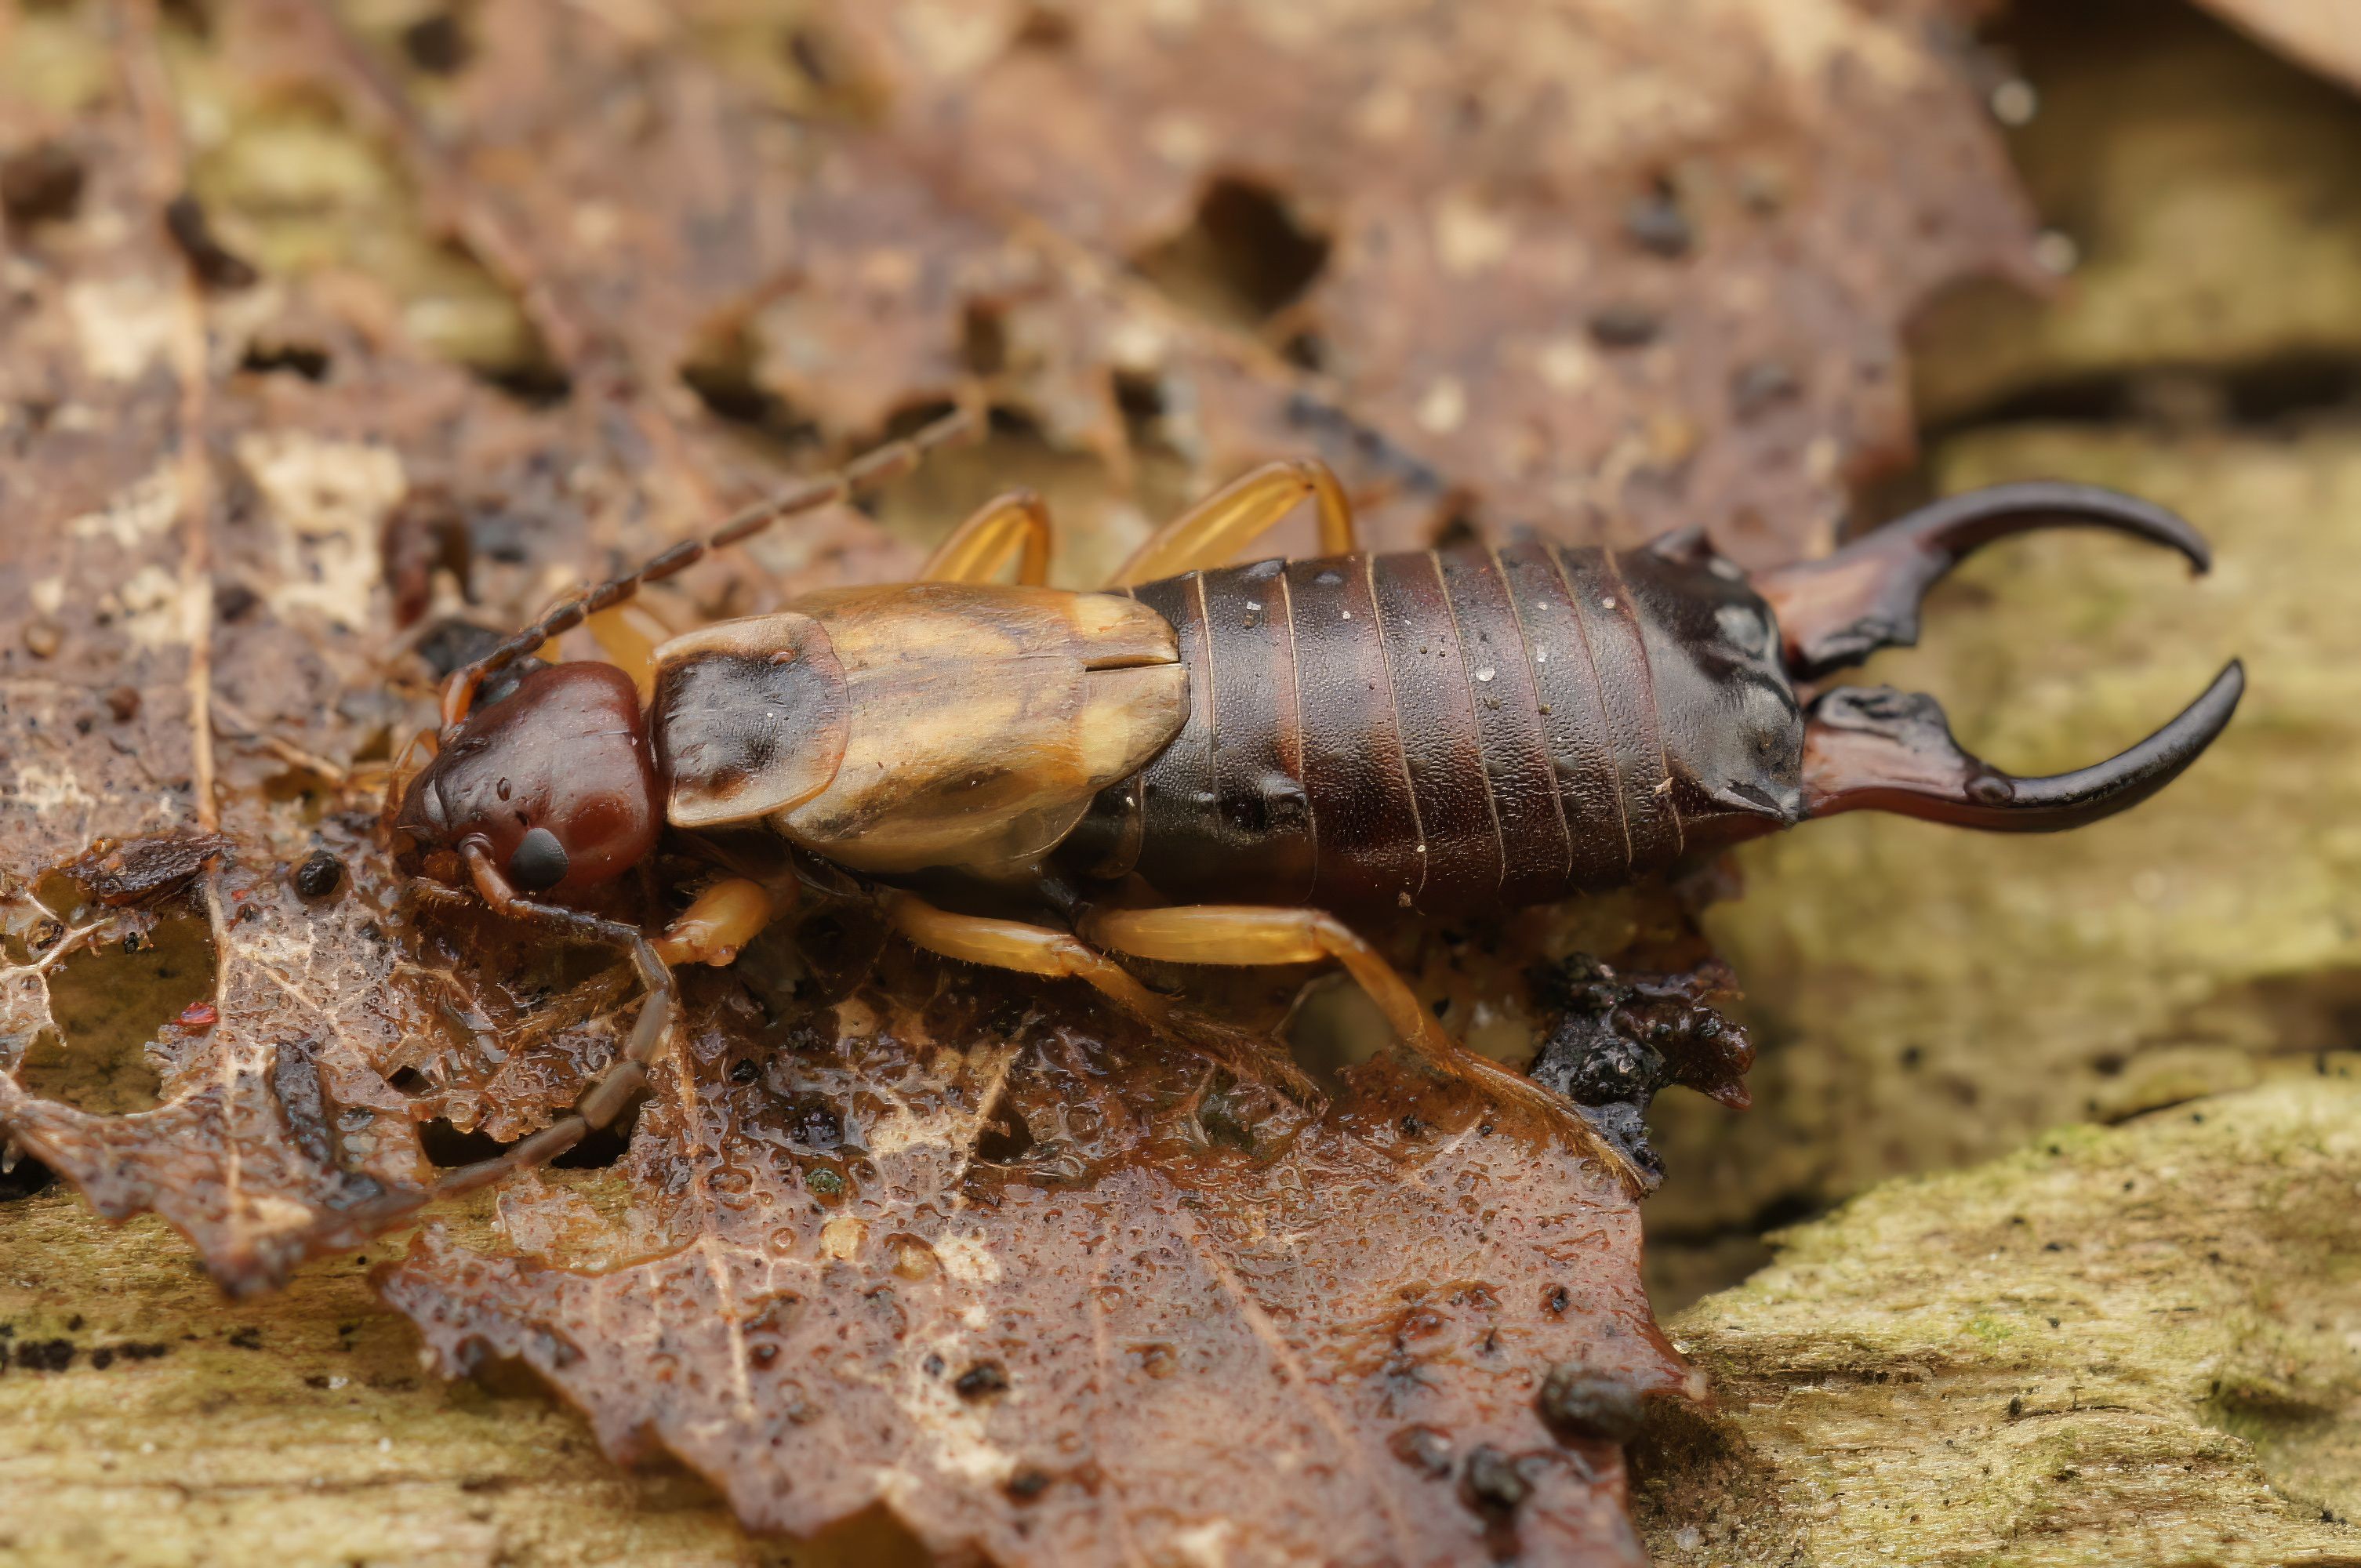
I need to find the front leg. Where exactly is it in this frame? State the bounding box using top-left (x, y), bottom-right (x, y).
top-left (1080, 903), bottom-right (1645, 1188)
top-left (654, 877), bottom-right (779, 967)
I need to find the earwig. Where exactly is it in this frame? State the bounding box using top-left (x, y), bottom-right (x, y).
top-left (364, 416), bottom-right (2242, 1218)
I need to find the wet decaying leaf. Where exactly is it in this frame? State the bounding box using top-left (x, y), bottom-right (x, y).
top-left (0, 0), bottom-right (2045, 1557)
top-left (383, 927), bottom-right (1698, 1564)
top-left (58, 828), bottom-right (231, 906)
top-left (0, 837), bottom-right (426, 1286)
top-left (828, 0), bottom-right (2040, 566)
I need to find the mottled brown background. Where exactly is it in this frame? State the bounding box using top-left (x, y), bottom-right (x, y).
top-left (1, 0), bottom-right (2356, 1563)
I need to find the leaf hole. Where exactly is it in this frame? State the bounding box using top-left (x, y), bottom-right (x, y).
top-left (418, 1117), bottom-right (505, 1167)
top-left (783, 25), bottom-right (843, 86)
top-left (423, 234), bottom-right (568, 405)
top-left (158, 0), bottom-right (212, 39)
top-left (974, 1108), bottom-right (1037, 1166)
top-left (884, 397), bottom-right (968, 442)
top-left (0, 140), bottom-right (84, 228)
top-left (679, 317), bottom-right (820, 449)
top-left (557, 1109), bottom-right (638, 1169)
top-left (413, 619), bottom-right (508, 681)
top-left (1012, 5), bottom-right (1075, 49)
top-left (1284, 972), bottom-right (1393, 1096)
top-left (400, 11), bottom-right (471, 75)
top-left (475, 350), bottom-right (572, 408)
top-left (1, 1153), bottom-right (56, 1203)
top-left (165, 193), bottom-right (260, 289)
top-left (418, 1100), bottom-right (641, 1171)
top-left (1135, 176), bottom-right (1332, 329)
top-left (773, 21), bottom-right (888, 119)
top-left (238, 339), bottom-right (332, 381)
top-left (19, 911), bottom-right (218, 1115)
top-left (185, 84), bottom-right (566, 400)
top-left (960, 299), bottom-right (1008, 378)
top-left (1430, 506), bottom-right (1482, 550)
top-left (1280, 328), bottom-right (1328, 372)
top-left (1112, 368), bottom-right (1165, 423)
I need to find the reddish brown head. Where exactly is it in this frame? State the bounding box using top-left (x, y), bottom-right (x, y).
top-left (390, 662), bottom-right (661, 900)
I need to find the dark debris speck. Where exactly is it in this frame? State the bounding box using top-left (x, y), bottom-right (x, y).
top-left (1538, 1364), bottom-right (1645, 1444)
top-left (10, 1338), bottom-right (74, 1373)
top-left (293, 850), bottom-right (345, 902)
top-left (401, 12), bottom-right (470, 73)
top-left (1460, 1444), bottom-right (1529, 1518)
top-left (1587, 303), bottom-right (1662, 348)
top-left (1, 140), bottom-right (84, 226)
top-left (164, 193), bottom-right (260, 290)
top-left (953, 1360), bottom-right (1009, 1400)
top-left (1622, 188), bottom-right (1693, 257)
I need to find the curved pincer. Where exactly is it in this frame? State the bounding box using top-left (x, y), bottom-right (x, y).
top-left (1798, 661), bottom-right (2244, 831)
top-left (1753, 481), bottom-right (2211, 681)
top-left (1746, 481), bottom-right (2240, 833)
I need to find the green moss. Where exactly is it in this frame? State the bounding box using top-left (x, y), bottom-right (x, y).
top-left (1636, 1083), bottom-right (2361, 1565)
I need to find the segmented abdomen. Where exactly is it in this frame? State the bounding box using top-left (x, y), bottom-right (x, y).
top-left (1066, 544), bottom-right (1686, 916)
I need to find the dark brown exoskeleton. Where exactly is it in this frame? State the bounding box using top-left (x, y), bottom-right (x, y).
top-left (374, 408), bottom-right (2243, 1210)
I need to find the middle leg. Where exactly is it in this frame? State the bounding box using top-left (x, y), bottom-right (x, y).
top-left (1080, 902), bottom-right (1643, 1185)
top-left (877, 890), bottom-right (1316, 1099)
top-left (878, 890), bottom-right (1172, 1022)
top-left (1108, 459), bottom-right (1356, 586)
top-left (921, 490), bottom-right (1054, 586)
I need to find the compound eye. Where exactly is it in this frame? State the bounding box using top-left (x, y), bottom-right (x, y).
top-left (507, 826), bottom-right (571, 892)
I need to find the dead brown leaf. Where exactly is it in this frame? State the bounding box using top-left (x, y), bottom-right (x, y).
top-left (1, 0), bottom-right (2043, 1557)
top-left (60, 829), bottom-right (232, 906)
top-left (384, 929), bottom-right (1698, 1566)
top-left (824, 0), bottom-right (2039, 565)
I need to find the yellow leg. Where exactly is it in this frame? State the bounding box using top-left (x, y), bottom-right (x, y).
top-left (654, 877), bottom-right (781, 967)
top-left (1079, 903), bottom-right (1641, 1184)
top-left (921, 490), bottom-right (1054, 586)
top-left (1107, 459), bottom-right (1356, 586)
top-left (879, 890), bottom-right (1172, 1023)
top-left (586, 600), bottom-right (680, 699)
